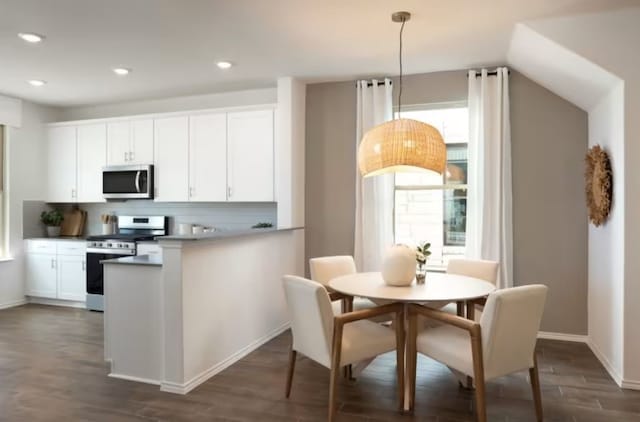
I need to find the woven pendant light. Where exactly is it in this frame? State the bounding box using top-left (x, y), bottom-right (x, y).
top-left (358, 12), bottom-right (447, 177)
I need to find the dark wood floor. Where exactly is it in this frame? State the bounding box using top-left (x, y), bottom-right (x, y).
top-left (1, 304), bottom-right (639, 421)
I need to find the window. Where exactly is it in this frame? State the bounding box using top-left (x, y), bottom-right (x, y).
top-left (394, 105), bottom-right (468, 269)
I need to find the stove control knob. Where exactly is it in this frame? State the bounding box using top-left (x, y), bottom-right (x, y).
top-left (107, 243), bottom-right (113, 248)
top-left (117, 243), bottom-right (123, 249)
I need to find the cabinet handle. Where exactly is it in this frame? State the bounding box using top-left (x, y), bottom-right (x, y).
top-left (71, 188), bottom-right (76, 198)
top-left (130, 151), bottom-right (135, 161)
top-left (124, 151), bottom-right (128, 162)
top-left (228, 186), bottom-right (232, 198)
top-left (189, 187), bottom-right (194, 197)
top-left (51, 259), bottom-right (56, 269)
top-left (51, 259), bottom-right (54, 269)
top-left (82, 261), bottom-right (85, 271)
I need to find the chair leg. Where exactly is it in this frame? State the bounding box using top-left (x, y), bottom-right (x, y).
top-left (530, 354), bottom-right (544, 421)
top-left (470, 327), bottom-right (486, 422)
top-left (329, 324), bottom-right (344, 422)
top-left (465, 301), bottom-right (475, 389)
top-left (285, 348), bottom-right (296, 398)
top-left (395, 307), bottom-right (406, 411)
top-left (407, 310), bottom-right (418, 412)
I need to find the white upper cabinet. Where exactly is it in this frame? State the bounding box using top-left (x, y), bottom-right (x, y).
top-left (189, 113), bottom-right (227, 202)
top-left (154, 116), bottom-right (189, 202)
top-left (47, 126), bottom-right (77, 202)
top-left (107, 119), bottom-right (154, 166)
top-left (227, 110), bottom-right (274, 202)
top-left (76, 123), bottom-right (107, 203)
top-left (130, 119), bottom-right (154, 164)
top-left (106, 121), bottom-right (130, 166)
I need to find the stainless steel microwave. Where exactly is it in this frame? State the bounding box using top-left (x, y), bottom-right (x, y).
top-left (102, 164), bottom-right (154, 199)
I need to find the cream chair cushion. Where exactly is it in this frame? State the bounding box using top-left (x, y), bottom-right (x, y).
top-left (309, 255), bottom-right (357, 288)
top-left (283, 275), bottom-right (397, 369)
top-left (447, 259), bottom-right (499, 285)
top-left (416, 284), bottom-right (548, 381)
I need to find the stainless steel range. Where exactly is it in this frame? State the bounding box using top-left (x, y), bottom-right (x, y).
top-left (85, 215), bottom-right (167, 311)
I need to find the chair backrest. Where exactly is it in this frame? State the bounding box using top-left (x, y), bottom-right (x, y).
top-left (282, 275), bottom-right (335, 368)
top-left (309, 255), bottom-right (357, 287)
top-left (479, 285), bottom-right (548, 379)
top-left (447, 259), bottom-right (499, 285)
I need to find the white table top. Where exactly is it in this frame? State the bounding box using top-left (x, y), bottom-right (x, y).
top-left (329, 272), bottom-right (496, 303)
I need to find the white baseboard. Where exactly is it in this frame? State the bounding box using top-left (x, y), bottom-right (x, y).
top-left (0, 298), bottom-right (27, 310)
top-left (28, 297), bottom-right (86, 309)
top-left (108, 373), bottom-right (161, 386)
top-left (537, 331), bottom-right (588, 343)
top-left (621, 379), bottom-right (640, 390)
top-left (587, 337), bottom-right (623, 386)
top-left (160, 322), bottom-right (290, 395)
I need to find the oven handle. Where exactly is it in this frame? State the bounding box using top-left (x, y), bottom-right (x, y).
top-left (135, 170), bottom-right (142, 193)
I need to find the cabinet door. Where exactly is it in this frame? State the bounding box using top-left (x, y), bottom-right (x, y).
top-left (189, 114), bottom-right (227, 202)
top-left (47, 126), bottom-right (77, 202)
top-left (57, 255), bottom-right (86, 301)
top-left (26, 253), bottom-right (58, 298)
top-left (106, 121), bottom-right (131, 165)
top-left (77, 123), bottom-right (107, 203)
top-left (130, 119), bottom-right (154, 164)
top-left (154, 116), bottom-right (189, 202)
top-left (227, 110), bottom-right (274, 202)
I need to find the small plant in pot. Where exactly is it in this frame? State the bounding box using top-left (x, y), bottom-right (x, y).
top-left (415, 241), bottom-right (431, 284)
top-left (41, 210), bottom-right (64, 237)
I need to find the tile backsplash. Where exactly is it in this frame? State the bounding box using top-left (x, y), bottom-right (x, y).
top-left (26, 200), bottom-right (277, 237)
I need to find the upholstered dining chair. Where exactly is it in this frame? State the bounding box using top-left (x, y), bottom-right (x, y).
top-left (407, 285), bottom-right (548, 422)
top-left (282, 275), bottom-right (405, 422)
top-left (445, 258), bottom-right (499, 318)
top-left (309, 255), bottom-right (380, 316)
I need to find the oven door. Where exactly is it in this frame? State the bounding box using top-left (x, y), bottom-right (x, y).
top-left (86, 252), bottom-right (124, 296)
top-left (102, 164), bottom-right (153, 199)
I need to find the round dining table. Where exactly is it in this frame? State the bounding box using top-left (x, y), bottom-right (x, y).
top-left (328, 271), bottom-right (496, 411)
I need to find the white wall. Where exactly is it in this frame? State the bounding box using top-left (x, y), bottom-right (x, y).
top-left (524, 7), bottom-right (640, 386)
top-left (0, 101), bottom-right (61, 308)
top-left (59, 87), bottom-right (277, 121)
top-left (587, 83), bottom-right (625, 382)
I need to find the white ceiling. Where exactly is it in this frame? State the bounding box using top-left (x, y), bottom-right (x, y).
top-left (0, 0), bottom-right (635, 107)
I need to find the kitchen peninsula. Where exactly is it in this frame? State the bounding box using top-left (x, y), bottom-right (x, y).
top-left (103, 227), bottom-right (304, 393)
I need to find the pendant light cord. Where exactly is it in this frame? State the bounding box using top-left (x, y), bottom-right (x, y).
top-left (398, 18), bottom-right (406, 118)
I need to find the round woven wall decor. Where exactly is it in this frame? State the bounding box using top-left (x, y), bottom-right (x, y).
top-left (585, 145), bottom-right (612, 227)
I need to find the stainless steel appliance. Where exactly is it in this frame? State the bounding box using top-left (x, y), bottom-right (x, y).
top-left (102, 164), bottom-right (154, 199)
top-left (86, 215), bottom-right (167, 311)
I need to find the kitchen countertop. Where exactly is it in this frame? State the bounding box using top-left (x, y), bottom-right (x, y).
top-left (159, 226), bottom-right (303, 242)
top-left (101, 254), bottom-right (163, 266)
top-left (25, 236), bottom-right (87, 241)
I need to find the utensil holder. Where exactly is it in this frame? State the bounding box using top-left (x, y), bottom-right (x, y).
top-left (102, 223), bottom-right (114, 235)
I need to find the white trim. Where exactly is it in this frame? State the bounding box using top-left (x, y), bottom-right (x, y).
top-left (537, 331), bottom-right (588, 343)
top-left (587, 337), bottom-right (623, 386)
top-left (108, 373), bottom-right (161, 386)
top-left (621, 379), bottom-right (640, 390)
top-left (48, 103), bottom-right (277, 127)
top-left (0, 257), bottom-right (14, 263)
top-left (28, 297), bottom-right (86, 309)
top-left (394, 100), bottom-right (468, 113)
top-left (0, 298), bottom-right (27, 310)
top-left (160, 322), bottom-right (290, 395)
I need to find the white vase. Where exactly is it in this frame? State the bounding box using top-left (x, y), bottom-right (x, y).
top-left (382, 244), bottom-right (416, 287)
top-left (46, 226), bottom-right (61, 238)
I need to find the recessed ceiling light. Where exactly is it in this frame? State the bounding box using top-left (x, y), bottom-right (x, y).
top-left (18, 32), bottom-right (45, 43)
top-left (112, 67), bottom-right (131, 76)
top-left (216, 61), bottom-right (233, 69)
top-left (28, 79), bottom-right (46, 87)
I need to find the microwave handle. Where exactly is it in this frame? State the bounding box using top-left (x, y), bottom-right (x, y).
top-left (135, 171), bottom-right (141, 193)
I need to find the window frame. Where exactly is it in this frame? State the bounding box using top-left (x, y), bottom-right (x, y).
top-left (392, 101), bottom-right (469, 270)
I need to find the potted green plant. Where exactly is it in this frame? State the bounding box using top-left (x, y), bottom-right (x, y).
top-left (415, 241), bottom-right (431, 284)
top-left (41, 210), bottom-right (64, 237)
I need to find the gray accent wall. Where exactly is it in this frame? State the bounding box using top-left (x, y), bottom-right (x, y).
top-left (305, 69), bottom-right (588, 335)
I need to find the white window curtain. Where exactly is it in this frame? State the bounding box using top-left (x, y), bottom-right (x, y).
top-left (354, 79), bottom-right (395, 271)
top-left (466, 68), bottom-right (513, 288)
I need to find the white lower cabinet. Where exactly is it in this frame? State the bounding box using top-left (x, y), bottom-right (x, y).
top-left (25, 240), bottom-right (86, 303)
top-left (25, 253), bottom-right (58, 298)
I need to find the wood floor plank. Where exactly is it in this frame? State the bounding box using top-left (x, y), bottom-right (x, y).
top-left (2, 304), bottom-right (640, 422)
